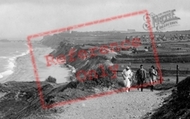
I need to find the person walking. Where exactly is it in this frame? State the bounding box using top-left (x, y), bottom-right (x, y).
top-left (135, 65), bottom-right (146, 92)
top-left (122, 66), bottom-right (133, 92)
top-left (149, 65), bottom-right (157, 91)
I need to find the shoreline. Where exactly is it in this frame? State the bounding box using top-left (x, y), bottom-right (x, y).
top-left (1, 47), bottom-right (71, 84)
top-left (0, 50), bottom-right (29, 81)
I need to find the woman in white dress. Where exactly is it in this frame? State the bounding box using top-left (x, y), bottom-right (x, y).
top-left (122, 66), bottom-right (133, 92)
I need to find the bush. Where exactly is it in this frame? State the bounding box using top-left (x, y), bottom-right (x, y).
top-left (45, 76), bottom-right (56, 83)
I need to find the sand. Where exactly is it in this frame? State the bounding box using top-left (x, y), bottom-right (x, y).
top-left (2, 47), bottom-right (71, 83)
top-left (54, 89), bottom-right (170, 119)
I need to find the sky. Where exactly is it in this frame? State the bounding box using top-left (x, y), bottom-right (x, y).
top-left (0, 0), bottom-right (190, 40)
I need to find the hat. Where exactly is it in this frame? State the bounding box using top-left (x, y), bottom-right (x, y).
top-left (126, 66), bottom-right (130, 69)
top-left (151, 65), bottom-right (155, 69)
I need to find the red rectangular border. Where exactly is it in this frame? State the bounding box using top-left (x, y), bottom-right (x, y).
top-left (27, 9), bottom-right (163, 109)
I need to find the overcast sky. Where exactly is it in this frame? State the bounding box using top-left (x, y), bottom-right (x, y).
top-left (0, 0), bottom-right (190, 40)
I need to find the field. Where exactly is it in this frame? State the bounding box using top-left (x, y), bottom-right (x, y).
top-left (118, 63), bottom-right (189, 70)
top-left (41, 31), bottom-right (190, 76)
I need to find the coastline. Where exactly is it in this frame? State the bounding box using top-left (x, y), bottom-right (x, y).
top-left (1, 47), bottom-right (71, 84)
top-left (1, 46), bottom-right (186, 84)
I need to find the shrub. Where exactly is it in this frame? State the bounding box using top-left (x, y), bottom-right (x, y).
top-left (45, 76), bottom-right (56, 83)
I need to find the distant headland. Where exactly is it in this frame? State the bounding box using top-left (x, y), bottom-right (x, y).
top-left (0, 39), bottom-right (10, 42)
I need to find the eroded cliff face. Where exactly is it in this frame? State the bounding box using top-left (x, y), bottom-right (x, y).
top-left (49, 39), bottom-right (119, 83)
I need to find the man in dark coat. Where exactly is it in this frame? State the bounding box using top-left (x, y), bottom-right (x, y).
top-left (135, 65), bottom-right (147, 92)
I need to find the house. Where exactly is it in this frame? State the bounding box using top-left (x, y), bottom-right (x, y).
top-left (157, 44), bottom-right (162, 47)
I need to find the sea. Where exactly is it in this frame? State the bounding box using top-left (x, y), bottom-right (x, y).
top-left (0, 42), bottom-right (29, 81)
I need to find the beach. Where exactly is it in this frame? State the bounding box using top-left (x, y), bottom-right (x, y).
top-left (2, 47), bottom-right (70, 84)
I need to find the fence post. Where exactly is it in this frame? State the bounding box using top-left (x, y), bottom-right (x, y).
top-left (176, 65), bottom-right (179, 84)
top-left (158, 68), bottom-right (163, 84)
top-left (187, 68), bottom-right (189, 74)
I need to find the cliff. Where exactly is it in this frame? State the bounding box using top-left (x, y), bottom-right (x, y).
top-left (146, 76), bottom-right (190, 119)
top-left (0, 33), bottom-right (123, 119)
top-left (1, 30), bottom-right (190, 118)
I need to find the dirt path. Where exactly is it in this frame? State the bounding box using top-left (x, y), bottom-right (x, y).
top-left (54, 89), bottom-right (169, 119)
